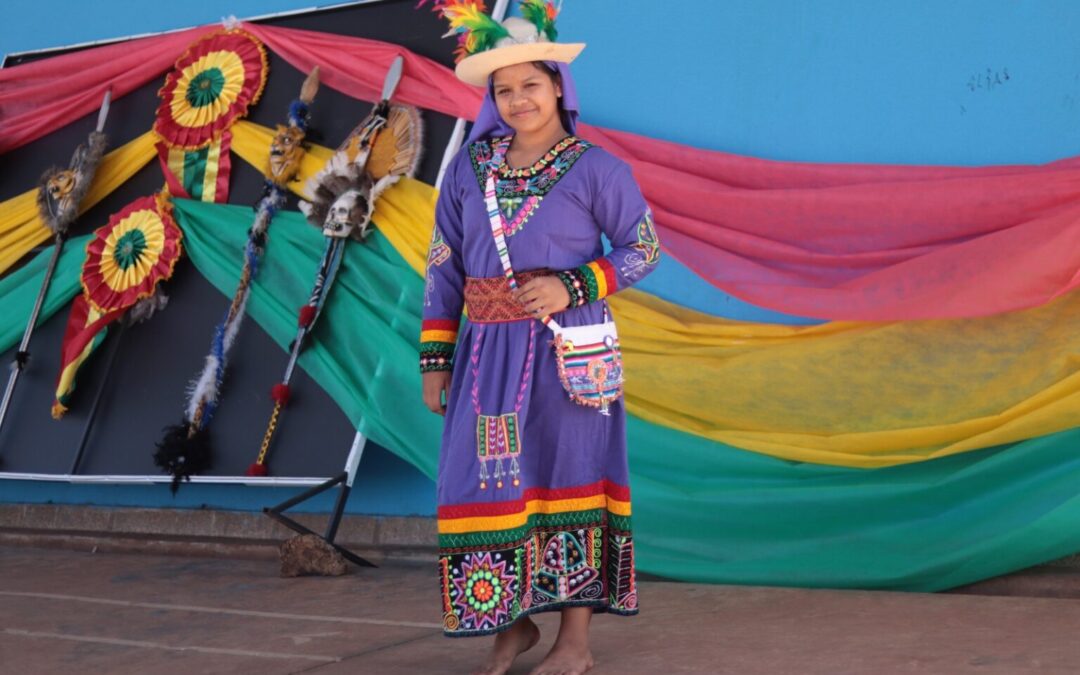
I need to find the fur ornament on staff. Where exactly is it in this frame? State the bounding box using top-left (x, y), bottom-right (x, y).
top-left (247, 58), bottom-right (423, 477)
top-left (154, 68), bottom-right (322, 493)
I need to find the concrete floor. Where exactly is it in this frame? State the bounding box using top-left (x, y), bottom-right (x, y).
top-left (2, 546), bottom-right (1080, 674)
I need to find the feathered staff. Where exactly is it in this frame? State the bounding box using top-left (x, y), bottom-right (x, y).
top-left (247, 57), bottom-right (424, 476)
top-left (154, 68), bottom-right (322, 493)
top-left (0, 89), bottom-right (112, 443)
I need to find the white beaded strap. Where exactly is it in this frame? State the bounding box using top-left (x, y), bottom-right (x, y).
top-left (483, 174), bottom-right (564, 333)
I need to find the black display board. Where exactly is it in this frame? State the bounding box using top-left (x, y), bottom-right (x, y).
top-left (0, 0), bottom-right (458, 479)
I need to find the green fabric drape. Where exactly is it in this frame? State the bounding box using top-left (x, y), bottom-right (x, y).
top-left (174, 200), bottom-right (442, 476)
top-left (4, 201), bottom-right (1079, 590)
top-left (170, 198), bottom-right (1080, 591)
top-left (0, 235), bottom-right (91, 351)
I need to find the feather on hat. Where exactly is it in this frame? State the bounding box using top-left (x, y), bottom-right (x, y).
top-left (422, 1), bottom-right (585, 86)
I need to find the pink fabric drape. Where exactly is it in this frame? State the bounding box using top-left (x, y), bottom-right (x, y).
top-left (585, 127), bottom-right (1080, 320)
top-left (7, 21), bottom-right (1080, 321)
top-left (0, 27), bottom-right (213, 155)
top-left (242, 23), bottom-right (483, 122)
top-left (249, 23), bottom-right (1080, 321)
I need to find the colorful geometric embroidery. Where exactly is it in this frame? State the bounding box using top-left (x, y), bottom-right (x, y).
top-left (552, 331), bottom-right (624, 412)
top-left (423, 225), bottom-right (451, 309)
top-left (468, 135), bottom-right (593, 236)
top-left (557, 257), bottom-right (617, 305)
top-left (437, 483), bottom-right (638, 637)
top-left (636, 209), bottom-right (660, 264)
top-left (476, 412), bottom-right (522, 489)
top-left (607, 533), bottom-right (638, 612)
top-left (420, 318), bottom-right (460, 373)
top-left (497, 194), bottom-right (540, 236)
top-left (470, 322), bottom-right (535, 489)
top-left (556, 267), bottom-right (589, 307)
top-left (533, 531), bottom-right (602, 602)
top-left (448, 551), bottom-right (518, 633)
top-left (620, 209), bottom-right (661, 282)
top-left (463, 270), bottom-right (549, 323)
top-left (426, 223), bottom-right (451, 268)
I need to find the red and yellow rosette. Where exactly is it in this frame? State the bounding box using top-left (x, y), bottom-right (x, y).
top-left (153, 29), bottom-right (268, 150)
top-left (81, 193), bottom-right (183, 314)
top-left (53, 193), bottom-right (182, 418)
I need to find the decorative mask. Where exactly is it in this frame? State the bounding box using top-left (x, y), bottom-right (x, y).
top-left (268, 124), bottom-right (306, 185)
top-left (44, 170), bottom-right (77, 220)
top-left (37, 131), bottom-right (108, 234)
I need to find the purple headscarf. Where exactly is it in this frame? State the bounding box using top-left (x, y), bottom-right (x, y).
top-left (465, 61), bottom-right (580, 143)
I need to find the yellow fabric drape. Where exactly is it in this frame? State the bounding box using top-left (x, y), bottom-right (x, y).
top-left (230, 119), bottom-right (431, 275)
top-left (230, 120), bottom-right (1080, 469)
top-left (230, 120), bottom-right (332, 200)
top-left (0, 131), bottom-right (159, 275)
top-left (3, 122), bottom-right (260, 276)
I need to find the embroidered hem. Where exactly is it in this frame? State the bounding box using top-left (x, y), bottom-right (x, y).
top-left (438, 482), bottom-right (638, 637)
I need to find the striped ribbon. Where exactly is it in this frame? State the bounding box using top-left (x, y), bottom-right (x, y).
top-left (483, 174), bottom-right (567, 333)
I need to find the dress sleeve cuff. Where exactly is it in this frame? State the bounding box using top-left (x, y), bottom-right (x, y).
top-left (557, 258), bottom-right (618, 305)
top-left (420, 318), bottom-right (459, 373)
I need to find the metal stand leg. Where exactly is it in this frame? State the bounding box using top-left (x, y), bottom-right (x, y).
top-left (264, 430), bottom-right (375, 568)
top-left (69, 320), bottom-right (127, 475)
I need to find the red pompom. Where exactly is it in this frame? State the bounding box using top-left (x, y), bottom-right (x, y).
top-left (271, 383), bottom-right (291, 405)
top-left (246, 462), bottom-right (269, 477)
top-left (298, 305), bottom-right (317, 327)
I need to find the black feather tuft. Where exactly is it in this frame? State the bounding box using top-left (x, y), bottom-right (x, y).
top-left (154, 422), bottom-right (212, 494)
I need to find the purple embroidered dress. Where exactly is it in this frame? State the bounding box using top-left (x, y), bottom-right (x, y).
top-left (420, 129), bottom-right (660, 637)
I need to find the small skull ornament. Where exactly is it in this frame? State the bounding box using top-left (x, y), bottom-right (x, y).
top-left (322, 189), bottom-right (371, 239)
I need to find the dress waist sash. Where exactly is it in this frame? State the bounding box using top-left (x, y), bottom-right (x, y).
top-left (465, 269), bottom-right (550, 323)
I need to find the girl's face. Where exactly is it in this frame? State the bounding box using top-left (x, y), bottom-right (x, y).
top-left (491, 62), bottom-right (564, 136)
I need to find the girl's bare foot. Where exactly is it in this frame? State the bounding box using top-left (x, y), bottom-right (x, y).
top-left (529, 606), bottom-right (594, 675)
top-left (528, 640), bottom-right (594, 675)
top-left (471, 616), bottom-right (541, 675)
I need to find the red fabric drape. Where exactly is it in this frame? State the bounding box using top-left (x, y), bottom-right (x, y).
top-left (242, 23), bottom-right (483, 122)
top-left (7, 21), bottom-right (1080, 321)
top-left (249, 23), bottom-right (1080, 321)
top-left (0, 27), bottom-right (214, 155)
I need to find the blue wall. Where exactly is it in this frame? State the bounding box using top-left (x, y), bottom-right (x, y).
top-left (6, 1), bottom-right (1079, 321)
top-left (4, 0), bottom-right (1079, 515)
top-left (563, 1), bottom-right (1080, 166)
top-left (7, 1), bottom-right (1076, 166)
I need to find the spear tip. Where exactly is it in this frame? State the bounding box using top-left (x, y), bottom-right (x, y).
top-left (300, 66), bottom-right (320, 105)
top-left (95, 88), bottom-right (113, 133)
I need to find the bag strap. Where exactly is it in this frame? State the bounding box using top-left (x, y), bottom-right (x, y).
top-left (483, 172), bottom-right (565, 333)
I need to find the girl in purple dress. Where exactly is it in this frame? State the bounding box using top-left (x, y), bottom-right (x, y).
top-left (420, 5), bottom-right (660, 674)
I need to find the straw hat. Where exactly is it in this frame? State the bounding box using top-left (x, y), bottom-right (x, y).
top-left (425, 1), bottom-right (585, 87)
top-left (456, 16), bottom-right (584, 86)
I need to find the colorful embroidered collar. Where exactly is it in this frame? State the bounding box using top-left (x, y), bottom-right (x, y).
top-left (469, 135), bottom-right (593, 198)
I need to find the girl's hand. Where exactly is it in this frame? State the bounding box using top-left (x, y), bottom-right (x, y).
top-left (514, 275), bottom-right (572, 318)
top-left (423, 370), bottom-right (451, 416)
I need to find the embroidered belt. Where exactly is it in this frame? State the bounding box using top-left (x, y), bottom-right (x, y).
top-left (465, 269), bottom-right (550, 323)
